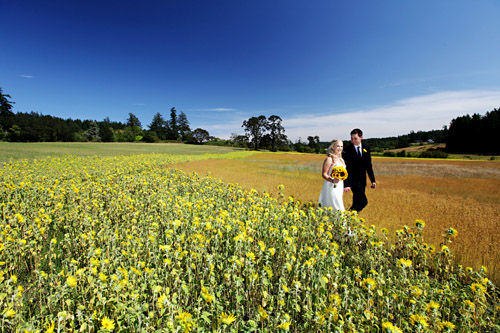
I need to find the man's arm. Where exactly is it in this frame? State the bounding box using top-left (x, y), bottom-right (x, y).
top-left (365, 146), bottom-right (376, 187)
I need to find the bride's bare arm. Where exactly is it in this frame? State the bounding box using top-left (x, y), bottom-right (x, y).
top-left (322, 157), bottom-right (337, 183)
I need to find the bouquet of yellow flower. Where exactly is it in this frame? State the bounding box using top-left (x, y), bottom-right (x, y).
top-left (330, 166), bottom-right (348, 188)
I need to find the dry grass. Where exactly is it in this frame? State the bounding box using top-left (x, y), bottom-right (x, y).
top-left (386, 143), bottom-right (446, 153)
top-left (173, 152), bottom-right (500, 283)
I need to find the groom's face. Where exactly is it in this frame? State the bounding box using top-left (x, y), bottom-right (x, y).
top-left (351, 134), bottom-right (362, 146)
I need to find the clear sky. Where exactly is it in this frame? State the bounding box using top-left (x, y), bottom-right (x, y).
top-left (2, 0), bottom-right (500, 141)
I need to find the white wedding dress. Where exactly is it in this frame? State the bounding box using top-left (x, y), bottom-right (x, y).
top-left (318, 161), bottom-right (345, 211)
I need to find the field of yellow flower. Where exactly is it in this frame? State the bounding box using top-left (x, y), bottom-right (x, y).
top-left (1, 153), bottom-right (499, 331)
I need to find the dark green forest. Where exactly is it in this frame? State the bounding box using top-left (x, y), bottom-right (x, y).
top-left (1, 88), bottom-right (499, 155)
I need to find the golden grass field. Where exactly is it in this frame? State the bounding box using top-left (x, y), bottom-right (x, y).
top-left (173, 153), bottom-right (500, 283)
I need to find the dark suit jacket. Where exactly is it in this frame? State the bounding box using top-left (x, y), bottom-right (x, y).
top-left (343, 144), bottom-right (375, 188)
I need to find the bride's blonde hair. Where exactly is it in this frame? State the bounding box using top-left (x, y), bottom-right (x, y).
top-left (326, 140), bottom-right (343, 157)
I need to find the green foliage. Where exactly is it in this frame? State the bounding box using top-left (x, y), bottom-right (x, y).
top-left (383, 151), bottom-right (397, 157)
top-left (142, 130), bottom-right (159, 143)
top-left (418, 149), bottom-right (448, 159)
top-left (447, 108), bottom-right (500, 154)
top-left (0, 154), bottom-right (498, 331)
top-left (242, 115), bottom-right (268, 150)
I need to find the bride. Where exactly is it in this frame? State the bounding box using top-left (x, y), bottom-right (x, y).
top-left (319, 139), bottom-right (346, 211)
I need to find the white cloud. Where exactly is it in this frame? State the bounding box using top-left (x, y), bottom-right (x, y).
top-left (21, 75), bottom-right (35, 78)
top-left (283, 90), bottom-right (500, 141)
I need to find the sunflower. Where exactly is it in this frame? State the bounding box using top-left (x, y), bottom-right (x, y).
top-left (101, 317), bottom-right (115, 331)
top-left (218, 312), bottom-right (237, 325)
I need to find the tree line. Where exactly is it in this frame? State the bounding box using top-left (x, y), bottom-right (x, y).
top-left (1, 88), bottom-right (498, 154)
top-left (446, 108), bottom-right (500, 154)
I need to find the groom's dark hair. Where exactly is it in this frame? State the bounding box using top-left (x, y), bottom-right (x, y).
top-left (350, 128), bottom-right (363, 137)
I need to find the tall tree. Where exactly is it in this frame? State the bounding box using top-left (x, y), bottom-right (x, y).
top-left (178, 111), bottom-right (191, 140)
top-left (85, 121), bottom-right (101, 141)
top-left (192, 128), bottom-right (210, 144)
top-left (0, 88), bottom-right (15, 138)
top-left (99, 118), bottom-right (114, 142)
top-left (126, 113), bottom-right (142, 141)
top-left (167, 107), bottom-right (179, 140)
top-left (307, 135), bottom-right (320, 153)
top-left (266, 115), bottom-right (287, 152)
top-left (126, 113), bottom-right (142, 129)
top-left (242, 115), bottom-right (267, 150)
top-left (148, 112), bottom-right (167, 140)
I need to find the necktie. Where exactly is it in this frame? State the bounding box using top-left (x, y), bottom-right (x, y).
top-left (357, 146), bottom-right (362, 157)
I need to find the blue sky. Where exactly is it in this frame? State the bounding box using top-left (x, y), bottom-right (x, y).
top-left (2, 0), bottom-right (500, 141)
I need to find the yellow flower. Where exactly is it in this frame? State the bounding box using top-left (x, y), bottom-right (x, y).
top-left (258, 306), bottom-right (268, 321)
top-left (201, 287), bottom-right (214, 303)
top-left (410, 286), bottom-right (423, 298)
top-left (3, 308), bottom-right (15, 318)
top-left (415, 219), bottom-right (425, 228)
top-left (45, 321), bottom-right (55, 333)
top-left (361, 277), bottom-right (376, 291)
top-left (99, 272), bottom-right (108, 283)
top-left (364, 309), bottom-right (374, 320)
top-left (464, 300), bottom-right (475, 311)
top-left (10, 275), bottom-right (18, 284)
top-left (157, 294), bottom-right (168, 309)
top-left (471, 283), bottom-right (486, 296)
top-left (445, 227), bottom-right (458, 238)
top-left (397, 258), bottom-right (412, 269)
top-left (439, 321), bottom-right (456, 331)
top-left (218, 312), bottom-right (236, 325)
top-left (101, 316), bottom-right (115, 331)
top-left (426, 301), bottom-right (440, 313)
top-left (324, 306), bottom-right (339, 321)
top-left (278, 321), bottom-right (291, 330)
top-left (410, 314), bottom-right (429, 328)
top-left (66, 275), bottom-right (77, 288)
top-left (382, 322), bottom-right (402, 333)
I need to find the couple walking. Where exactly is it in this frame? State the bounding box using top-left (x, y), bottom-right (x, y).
top-left (319, 128), bottom-right (376, 212)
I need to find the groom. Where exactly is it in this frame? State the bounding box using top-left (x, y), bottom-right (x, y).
top-left (343, 128), bottom-right (376, 212)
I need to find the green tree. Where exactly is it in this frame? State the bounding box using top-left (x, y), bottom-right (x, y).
top-left (192, 128), bottom-right (210, 144)
top-left (84, 121), bottom-right (100, 141)
top-left (6, 124), bottom-right (21, 142)
top-left (0, 88), bottom-right (15, 139)
top-left (167, 107), bottom-right (179, 140)
top-left (266, 115), bottom-right (287, 152)
top-left (148, 112), bottom-right (167, 140)
top-left (142, 130), bottom-right (159, 143)
top-left (178, 111), bottom-right (191, 141)
top-left (126, 113), bottom-right (143, 141)
top-left (99, 118), bottom-right (114, 142)
top-left (242, 115), bottom-right (267, 150)
top-left (307, 135), bottom-right (320, 153)
top-left (127, 113), bottom-right (142, 129)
